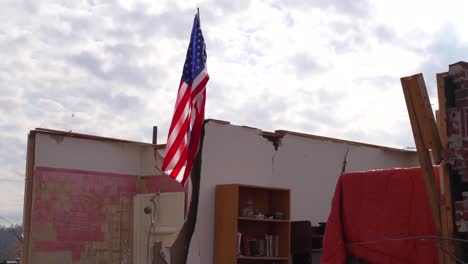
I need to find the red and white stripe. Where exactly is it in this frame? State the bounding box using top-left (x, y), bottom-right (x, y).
top-left (162, 71), bottom-right (209, 186)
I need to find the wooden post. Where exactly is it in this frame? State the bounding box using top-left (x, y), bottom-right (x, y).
top-left (436, 72), bottom-right (456, 264)
top-left (437, 73), bottom-right (449, 148)
top-left (401, 74), bottom-right (442, 234)
top-left (413, 75), bottom-right (443, 164)
top-left (152, 126), bottom-right (158, 145)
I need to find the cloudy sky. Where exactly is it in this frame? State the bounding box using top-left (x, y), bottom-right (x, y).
top-left (1, 0), bottom-right (468, 224)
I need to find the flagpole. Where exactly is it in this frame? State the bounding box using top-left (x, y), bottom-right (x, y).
top-left (197, 7), bottom-right (200, 25)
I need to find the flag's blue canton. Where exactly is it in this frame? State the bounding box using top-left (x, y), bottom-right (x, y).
top-left (181, 14), bottom-right (207, 86)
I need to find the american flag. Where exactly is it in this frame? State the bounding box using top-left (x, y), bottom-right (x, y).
top-left (161, 14), bottom-right (209, 186)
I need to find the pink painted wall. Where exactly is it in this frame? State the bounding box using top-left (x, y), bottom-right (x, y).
top-left (30, 167), bottom-right (186, 263)
top-left (31, 167), bottom-right (137, 261)
top-left (27, 132), bottom-right (187, 263)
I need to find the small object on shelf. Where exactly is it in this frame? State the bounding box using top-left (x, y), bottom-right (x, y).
top-left (273, 212), bottom-right (284, 220)
top-left (240, 199), bottom-right (255, 217)
top-left (255, 213), bottom-right (265, 219)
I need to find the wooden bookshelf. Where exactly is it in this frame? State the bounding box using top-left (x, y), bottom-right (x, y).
top-left (215, 184), bottom-right (291, 264)
top-left (238, 217), bottom-right (290, 223)
top-left (238, 256), bottom-right (289, 260)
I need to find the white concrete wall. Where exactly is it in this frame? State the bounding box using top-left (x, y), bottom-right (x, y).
top-left (272, 134), bottom-right (418, 225)
top-left (187, 122), bottom-right (277, 263)
top-left (187, 121), bottom-right (418, 264)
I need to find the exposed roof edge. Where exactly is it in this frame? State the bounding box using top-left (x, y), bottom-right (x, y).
top-left (205, 119), bottom-right (415, 153)
top-left (274, 130), bottom-right (414, 153)
top-left (34, 118), bottom-right (415, 154)
top-left (34, 128), bottom-right (166, 149)
top-left (205, 118), bottom-right (230, 125)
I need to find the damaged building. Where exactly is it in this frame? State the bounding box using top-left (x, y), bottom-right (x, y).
top-left (21, 119), bottom-right (419, 264)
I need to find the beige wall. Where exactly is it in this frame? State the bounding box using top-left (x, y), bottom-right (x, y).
top-left (35, 133), bottom-right (161, 176)
top-left (27, 132), bottom-right (170, 264)
top-left (187, 121), bottom-right (418, 264)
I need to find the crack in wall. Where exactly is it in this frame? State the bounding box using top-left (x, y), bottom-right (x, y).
top-left (262, 133), bottom-right (284, 151)
top-left (271, 150), bottom-right (277, 178)
top-left (261, 132), bottom-right (285, 178)
top-left (340, 147), bottom-right (350, 176)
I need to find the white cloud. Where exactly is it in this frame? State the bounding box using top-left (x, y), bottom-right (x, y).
top-left (1, 0), bottom-right (468, 222)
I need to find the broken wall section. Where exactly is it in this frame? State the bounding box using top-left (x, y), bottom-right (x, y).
top-left (272, 133), bottom-right (418, 225)
top-left (447, 62), bottom-right (468, 182)
top-left (23, 131), bottom-right (185, 264)
top-left (187, 120), bottom-right (418, 264)
top-left (445, 62), bottom-right (468, 237)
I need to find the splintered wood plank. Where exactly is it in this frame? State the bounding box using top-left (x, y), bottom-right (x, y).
top-left (436, 72), bottom-right (456, 264)
top-left (437, 72), bottom-right (449, 147)
top-left (439, 162), bottom-right (455, 264)
top-left (401, 75), bottom-right (442, 235)
top-left (414, 74), bottom-right (443, 163)
top-left (436, 72), bottom-right (451, 202)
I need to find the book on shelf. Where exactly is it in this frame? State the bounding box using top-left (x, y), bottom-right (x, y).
top-left (238, 233), bottom-right (280, 257)
top-left (274, 235), bottom-right (279, 257)
top-left (266, 234), bottom-right (270, 257)
top-left (237, 232), bottom-right (242, 256)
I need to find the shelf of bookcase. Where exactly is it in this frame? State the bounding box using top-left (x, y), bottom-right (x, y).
top-left (238, 217), bottom-right (289, 223)
top-left (215, 184), bottom-right (291, 264)
top-left (238, 256), bottom-right (289, 260)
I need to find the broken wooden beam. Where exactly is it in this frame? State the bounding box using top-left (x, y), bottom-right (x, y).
top-left (401, 74), bottom-right (442, 235)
